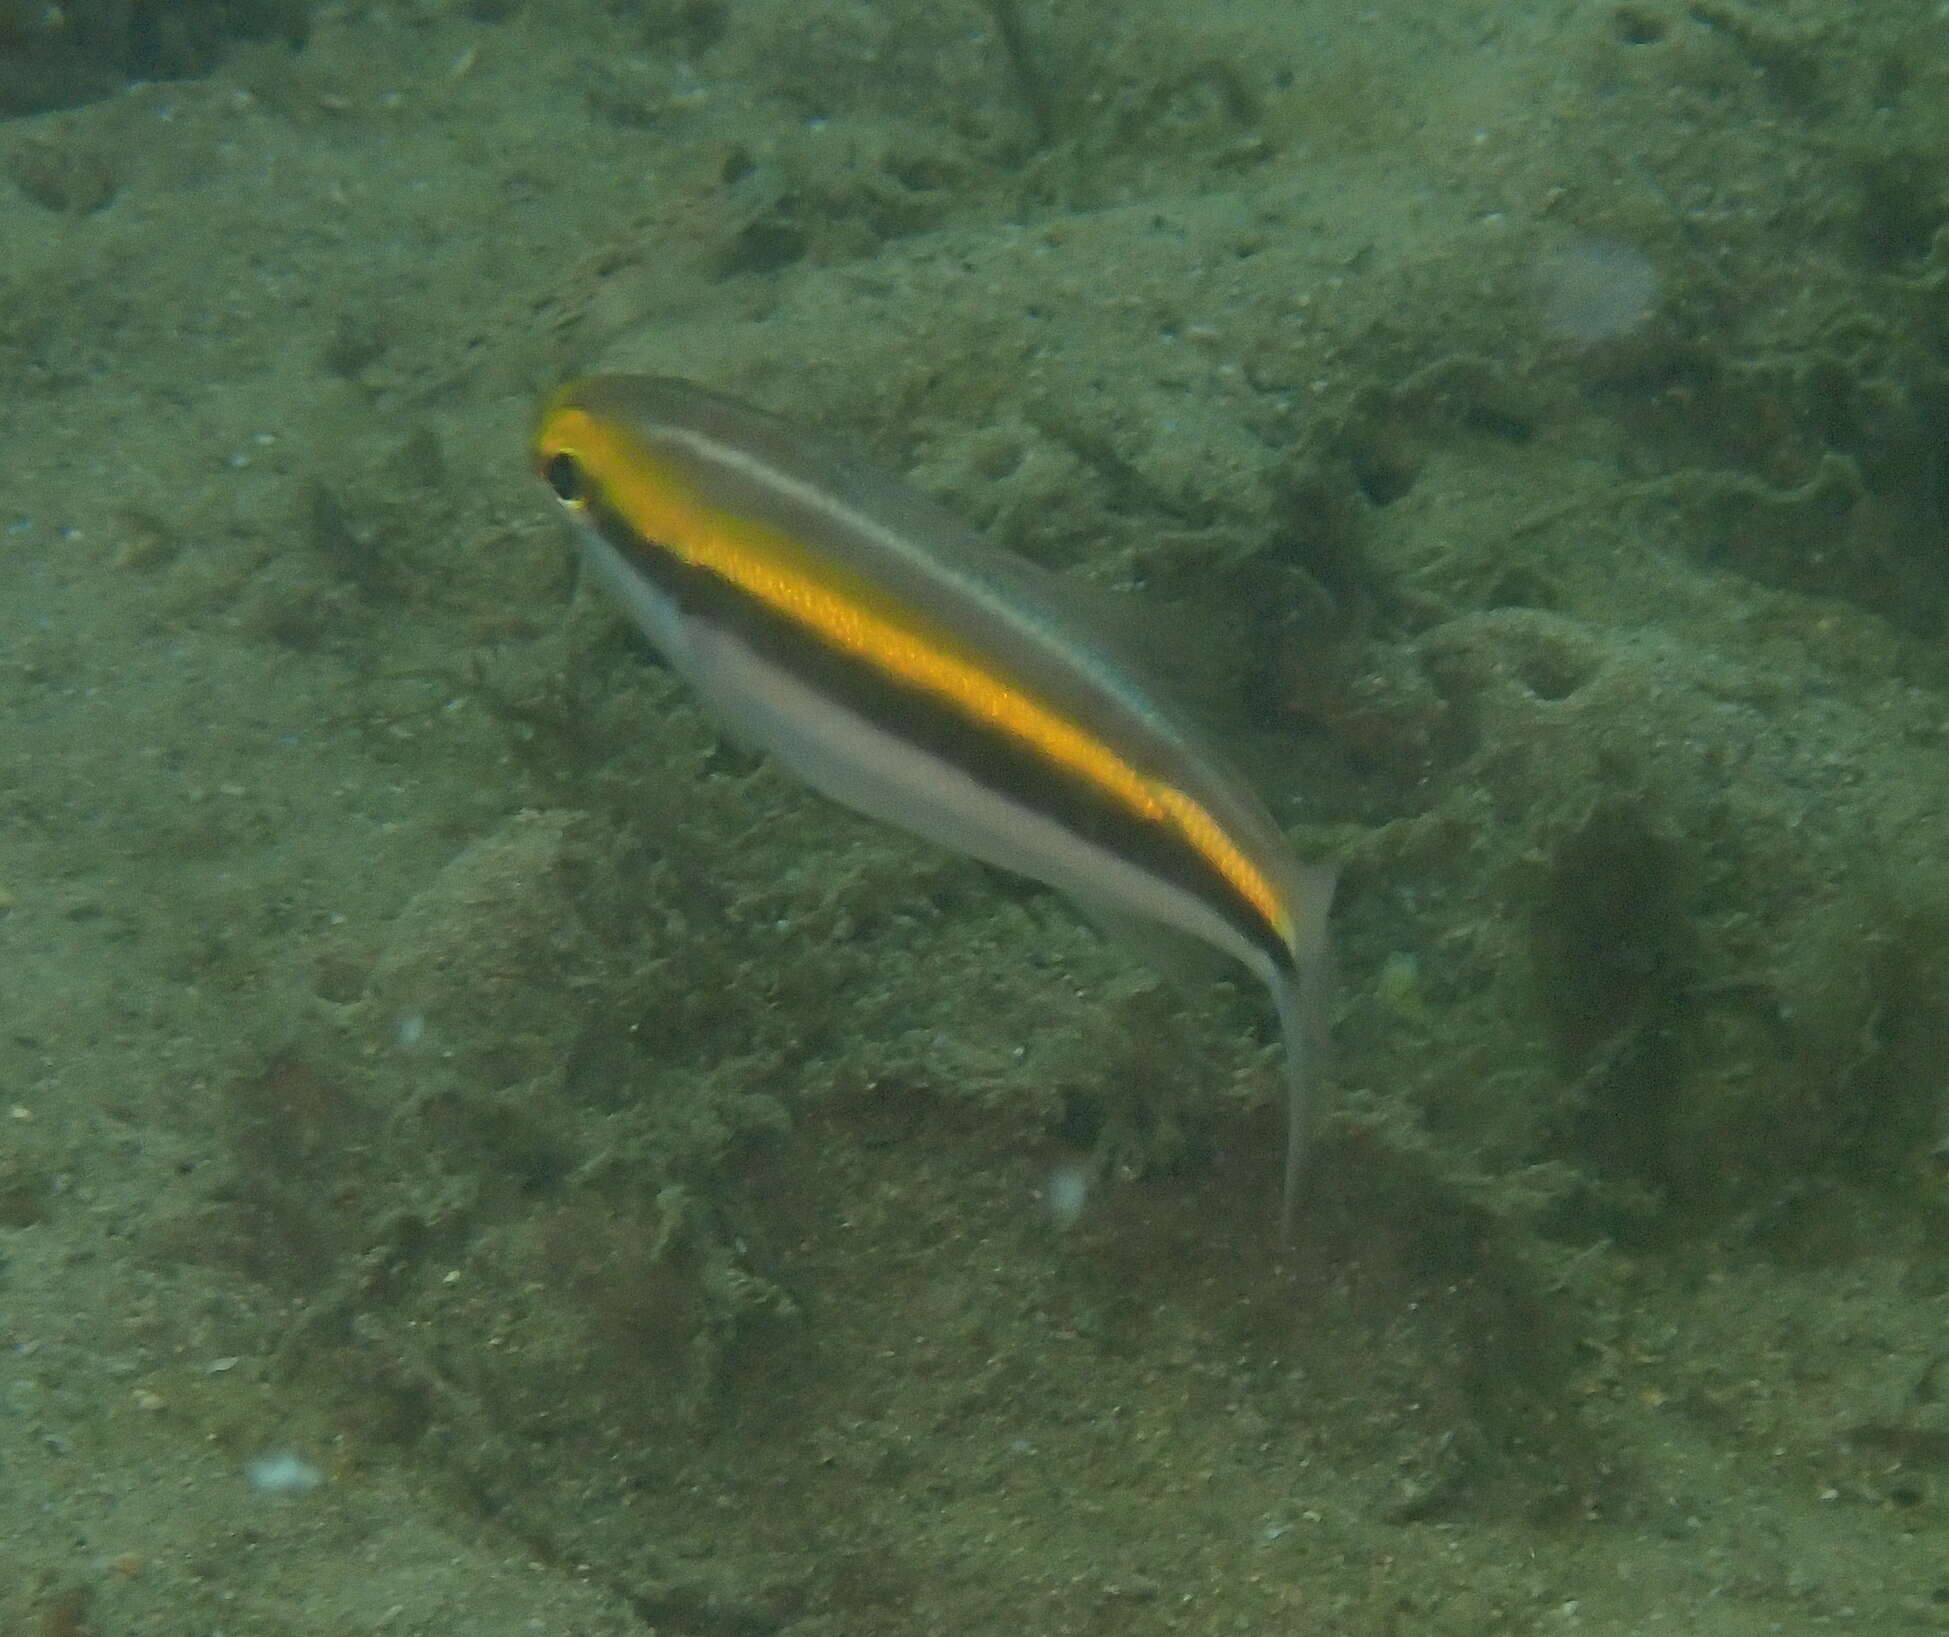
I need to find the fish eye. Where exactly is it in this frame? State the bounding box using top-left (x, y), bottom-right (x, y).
top-left (542, 451), bottom-right (586, 505)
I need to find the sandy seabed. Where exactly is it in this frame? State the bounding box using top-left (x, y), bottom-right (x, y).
top-left (4, 2), bottom-right (1949, 1632)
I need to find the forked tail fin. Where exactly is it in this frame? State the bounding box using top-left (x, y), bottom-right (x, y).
top-left (1273, 861), bottom-right (1338, 1246)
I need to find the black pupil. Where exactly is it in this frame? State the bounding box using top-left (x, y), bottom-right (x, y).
top-left (544, 452), bottom-right (583, 502)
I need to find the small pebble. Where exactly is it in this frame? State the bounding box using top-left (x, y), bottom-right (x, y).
top-left (1044, 1163), bottom-right (1090, 1231)
top-left (244, 1452), bottom-right (325, 1496)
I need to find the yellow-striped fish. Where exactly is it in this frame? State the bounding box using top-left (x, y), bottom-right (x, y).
top-left (532, 375), bottom-right (1336, 1239)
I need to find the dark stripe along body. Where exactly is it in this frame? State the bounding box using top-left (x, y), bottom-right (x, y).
top-left (534, 374), bottom-right (1335, 1239)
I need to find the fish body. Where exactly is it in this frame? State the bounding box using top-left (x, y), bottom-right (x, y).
top-left (532, 375), bottom-right (1334, 1238)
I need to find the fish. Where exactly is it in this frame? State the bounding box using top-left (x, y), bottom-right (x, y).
top-left (531, 374), bottom-right (1336, 1239)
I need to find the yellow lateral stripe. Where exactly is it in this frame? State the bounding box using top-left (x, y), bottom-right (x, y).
top-left (544, 405), bottom-right (1297, 953)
